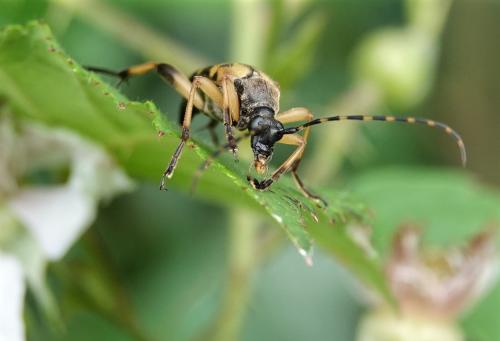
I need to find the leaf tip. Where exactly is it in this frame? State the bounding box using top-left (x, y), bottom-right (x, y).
top-left (271, 213), bottom-right (283, 224)
top-left (299, 248), bottom-right (314, 267)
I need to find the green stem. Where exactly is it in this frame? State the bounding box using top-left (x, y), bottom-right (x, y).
top-left (202, 1), bottom-right (272, 339)
top-left (230, 0), bottom-right (267, 66)
top-left (50, 0), bottom-right (209, 72)
top-left (206, 208), bottom-right (261, 341)
top-left (83, 231), bottom-right (153, 341)
top-left (45, 0), bottom-right (75, 36)
top-left (305, 0), bottom-right (454, 185)
top-left (304, 81), bottom-right (382, 184)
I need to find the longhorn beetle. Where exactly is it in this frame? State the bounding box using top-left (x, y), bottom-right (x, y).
top-left (87, 62), bottom-right (466, 206)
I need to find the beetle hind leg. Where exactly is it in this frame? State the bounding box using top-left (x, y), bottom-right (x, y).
top-left (290, 164), bottom-right (328, 208)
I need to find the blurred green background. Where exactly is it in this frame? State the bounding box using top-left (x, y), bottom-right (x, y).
top-left (1, 0), bottom-right (500, 340)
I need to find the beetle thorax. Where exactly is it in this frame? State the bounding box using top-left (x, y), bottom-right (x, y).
top-left (234, 75), bottom-right (280, 130)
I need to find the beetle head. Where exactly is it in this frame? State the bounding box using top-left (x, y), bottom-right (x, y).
top-left (248, 108), bottom-right (284, 174)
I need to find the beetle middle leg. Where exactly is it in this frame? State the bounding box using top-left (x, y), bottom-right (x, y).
top-left (190, 132), bottom-right (250, 194)
top-left (274, 107), bottom-right (327, 207)
top-left (221, 75), bottom-right (240, 157)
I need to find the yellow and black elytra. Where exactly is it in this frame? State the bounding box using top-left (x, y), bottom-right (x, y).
top-left (86, 62), bottom-right (466, 206)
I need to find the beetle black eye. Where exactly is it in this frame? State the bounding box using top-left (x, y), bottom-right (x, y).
top-left (249, 116), bottom-right (266, 133)
top-left (269, 121), bottom-right (284, 141)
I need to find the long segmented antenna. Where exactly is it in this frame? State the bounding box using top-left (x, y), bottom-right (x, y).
top-left (282, 115), bottom-right (467, 166)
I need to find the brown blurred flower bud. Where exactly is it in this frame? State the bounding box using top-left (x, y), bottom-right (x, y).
top-left (357, 225), bottom-right (498, 341)
top-left (387, 225), bottom-right (498, 319)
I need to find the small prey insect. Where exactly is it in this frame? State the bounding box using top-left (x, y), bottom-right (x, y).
top-left (86, 62), bottom-right (466, 206)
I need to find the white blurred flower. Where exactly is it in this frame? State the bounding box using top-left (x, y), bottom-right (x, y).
top-left (8, 187), bottom-right (96, 260)
top-left (0, 254), bottom-right (24, 341)
top-left (0, 115), bottom-right (134, 339)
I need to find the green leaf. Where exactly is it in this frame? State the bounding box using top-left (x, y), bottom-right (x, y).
top-left (0, 21), bottom-right (391, 301)
top-left (350, 167), bottom-right (500, 254)
top-left (462, 284), bottom-right (500, 341)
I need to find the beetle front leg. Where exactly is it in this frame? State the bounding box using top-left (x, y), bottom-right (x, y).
top-left (276, 107), bottom-right (327, 207)
top-left (247, 133), bottom-right (305, 190)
